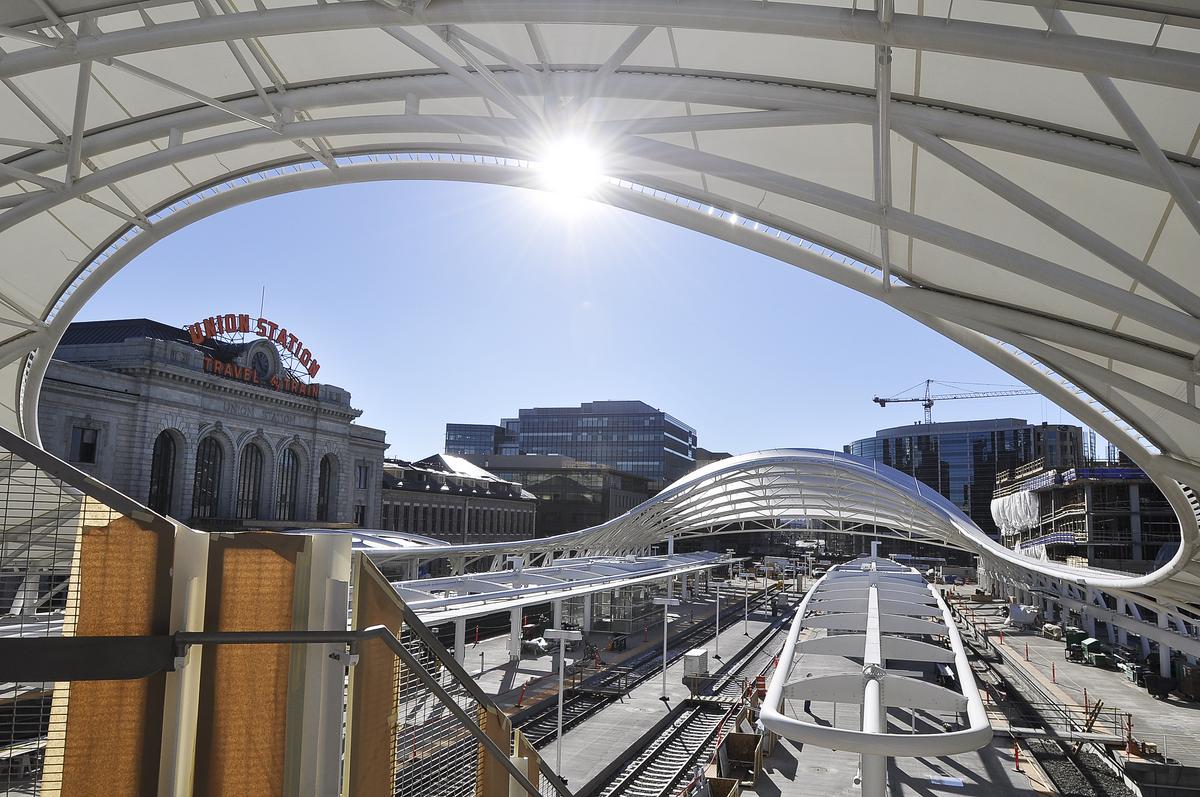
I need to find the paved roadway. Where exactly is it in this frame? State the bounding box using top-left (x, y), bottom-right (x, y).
top-left (962, 600), bottom-right (1200, 767)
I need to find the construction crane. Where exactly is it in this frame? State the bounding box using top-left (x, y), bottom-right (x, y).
top-left (873, 379), bottom-right (1039, 424)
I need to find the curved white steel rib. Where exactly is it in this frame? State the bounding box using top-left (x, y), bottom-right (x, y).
top-left (355, 448), bottom-right (1199, 618)
top-left (1, 1), bottom-right (1199, 612)
top-left (760, 556), bottom-right (990, 765)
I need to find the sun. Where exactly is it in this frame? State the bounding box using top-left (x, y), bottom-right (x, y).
top-left (537, 137), bottom-right (605, 198)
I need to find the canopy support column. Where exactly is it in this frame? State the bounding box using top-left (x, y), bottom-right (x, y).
top-left (509, 607), bottom-right (522, 662)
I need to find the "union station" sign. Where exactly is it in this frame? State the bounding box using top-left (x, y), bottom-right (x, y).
top-left (186, 312), bottom-right (322, 377)
top-left (186, 312), bottom-right (324, 400)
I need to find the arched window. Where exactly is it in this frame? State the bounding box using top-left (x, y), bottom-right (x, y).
top-left (191, 437), bottom-right (223, 519)
top-left (236, 444), bottom-right (265, 519)
top-left (147, 431), bottom-right (177, 514)
top-left (276, 447), bottom-right (301, 521)
top-left (316, 454), bottom-right (336, 522)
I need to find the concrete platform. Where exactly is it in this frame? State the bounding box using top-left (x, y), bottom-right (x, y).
top-left (961, 601), bottom-right (1200, 767)
top-left (742, 736), bottom-right (1047, 797)
top-left (466, 579), bottom-right (779, 707)
top-left (555, 602), bottom-right (787, 787)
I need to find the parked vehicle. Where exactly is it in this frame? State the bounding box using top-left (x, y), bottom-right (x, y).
top-left (1063, 626), bottom-right (1088, 660)
top-left (1081, 637), bottom-right (1115, 669)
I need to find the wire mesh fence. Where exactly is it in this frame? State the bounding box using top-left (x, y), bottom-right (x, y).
top-left (394, 626), bottom-right (488, 797)
top-left (0, 424), bottom-right (563, 796)
top-left (0, 424), bottom-right (181, 797)
top-left (0, 434), bottom-right (84, 795)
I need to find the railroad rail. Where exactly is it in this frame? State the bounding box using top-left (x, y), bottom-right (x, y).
top-left (518, 584), bottom-right (785, 747)
top-left (593, 606), bottom-right (794, 797)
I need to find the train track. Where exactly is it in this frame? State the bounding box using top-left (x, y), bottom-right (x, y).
top-left (957, 609), bottom-right (1136, 797)
top-left (520, 692), bottom-right (612, 746)
top-left (593, 612), bottom-right (792, 797)
top-left (517, 585), bottom-right (785, 747)
top-left (598, 705), bottom-right (726, 797)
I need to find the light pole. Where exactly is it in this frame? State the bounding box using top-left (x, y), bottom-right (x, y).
top-left (544, 627), bottom-right (583, 778)
top-left (713, 580), bottom-right (722, 660)
top-left (653, 596), bottom-right (681, 701)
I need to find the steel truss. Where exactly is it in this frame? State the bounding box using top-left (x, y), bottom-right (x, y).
top-left (1, 0), bottom-right (1199, 659)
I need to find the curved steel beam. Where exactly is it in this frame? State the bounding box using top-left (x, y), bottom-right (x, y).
top-left (2, 1), bottom-right (1200, 91)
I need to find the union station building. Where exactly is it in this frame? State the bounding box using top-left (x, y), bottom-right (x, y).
top-left (37, 317), bottom-right (387, 530)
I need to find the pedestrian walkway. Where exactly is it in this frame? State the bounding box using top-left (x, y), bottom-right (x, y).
top-left (954, 597), bottom-right (1200, 767)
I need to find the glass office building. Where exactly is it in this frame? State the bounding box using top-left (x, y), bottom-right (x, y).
top-left (448, 400), bottom-right (697, 491)
top-left (445, 424), bottom-right (509, 456)
top-left (846, 419), bottom-right (1082, 539)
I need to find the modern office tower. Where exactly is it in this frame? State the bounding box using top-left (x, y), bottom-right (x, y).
top-left (463, 453), bottom-right (652, 536)
top-left (846, 419), bottom-right (1083, 540)
top-left (448, 400), bottom-right (697, 491)
top-left (444, 423), bottom-right (510, 456)
top-left (693, 447), bottom-right (733, 471)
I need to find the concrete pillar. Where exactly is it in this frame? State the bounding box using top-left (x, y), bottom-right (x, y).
top-left (1158, 607), bottom-right (1172, 677)
top-left (582, 593), bottom-right (592, 634)
top-left (1116, 599), bottom-right (1129, 646)
top-left (1083, 590), bottom-right (1097, 637)
top-left (454, 617), bottom-right (466, 664)
top-left (509, 607), bottom-right (522, 661)
top-left (452, 555), bottom-right (465, 576)
top-left (1129, 483), bottom-right (1143, 562)
top-left (552, 600), bottom-right (562, 630)
top-left (681, 573), bottom-right (690, 600)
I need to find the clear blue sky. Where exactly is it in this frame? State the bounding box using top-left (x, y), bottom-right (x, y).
top-left (77, 180), bottom-right (1088, 460)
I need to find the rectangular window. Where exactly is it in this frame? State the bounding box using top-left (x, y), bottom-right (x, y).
top-left (356, 464), bottom-right (370, 490)
top-left (70, 427), bottom-right (98, 464)
top-left (353, 504), bottom-right (366, 527)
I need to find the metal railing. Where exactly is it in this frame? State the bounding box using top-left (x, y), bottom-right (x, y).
top-left (0, 422), bottom-right (572, 796)
top-left (174, 626), bottom-right (557, 797)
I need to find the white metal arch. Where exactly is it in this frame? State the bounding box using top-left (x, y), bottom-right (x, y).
top-left (2, 0), bottom-right (1200, 611)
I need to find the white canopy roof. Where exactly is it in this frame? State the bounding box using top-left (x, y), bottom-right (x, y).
top-left (0, 1), bottom-right (1198, 608)
top-left (360, 449), bottom-right (1200, 613)
top-left (762, 555), bottom-right (990, 758)
top-left (392, 551), bottom-right (726, 623)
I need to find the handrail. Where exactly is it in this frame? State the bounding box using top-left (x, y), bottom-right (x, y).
top-left (175, 626), bottom-right (554, 797)
top-left (394, 590), bottom-right (574, 795)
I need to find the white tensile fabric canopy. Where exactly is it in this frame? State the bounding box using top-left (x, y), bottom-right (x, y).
top-left (1, 1), bottom-right (1199, 604)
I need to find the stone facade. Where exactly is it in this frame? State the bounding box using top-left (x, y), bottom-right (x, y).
top-left (37, 319), bottom-right (386, 529)
top-left (382, 455), bottom-right (536, 544)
